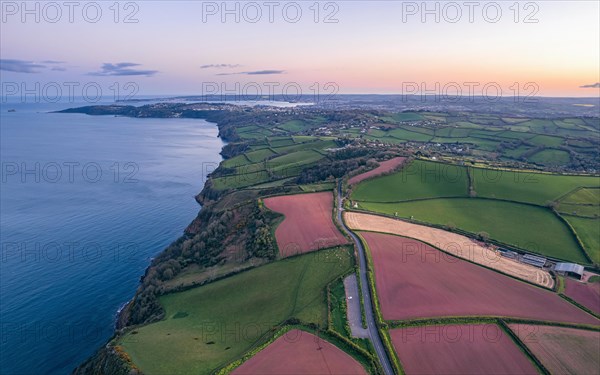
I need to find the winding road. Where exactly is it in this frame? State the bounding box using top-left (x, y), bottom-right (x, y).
top-left (336, 182), bottom-right (395, 375)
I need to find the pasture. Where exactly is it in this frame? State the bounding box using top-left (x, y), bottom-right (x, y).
top-left (118, 247), bottom-right (353, 375)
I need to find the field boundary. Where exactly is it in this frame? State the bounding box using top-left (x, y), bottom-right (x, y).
top-left (498, 320), bottom-right (550, 375)
top-left (553, 210), bottom-right (595, 265)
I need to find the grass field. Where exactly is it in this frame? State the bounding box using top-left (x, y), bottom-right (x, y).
top-left (563, 216), bottom-right (600, 263)
top-left (561, 187), bottom-right (600, 205)
top-left (351, 160), bottom-right (469, 202)
top-left (359, 198), bottom-right (588, 263)
top-left (472, 169), bottom-right (599, 205)
top-left (529, 149), bottom-right (571, 166)
top-left (118, 247), bottom-right (353, 375)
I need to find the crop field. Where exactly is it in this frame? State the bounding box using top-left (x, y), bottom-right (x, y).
top-left (344, 212), bottom-right (553, 287)
top-left (351, 160), bottom-right (469, 202)
top-left (564, 278), bottom-right (600, 315)
top-left (263, 192), bottom-right (348, 256)
top-left (390, 324), bottom-right (537, 375)
top-left (232, 329), bottom-right (367, 375)
top-left (361, 232), bottom-right (598, 324)
top-left (563, 216), bottom-right (600, 263)
top-left (359, 198), bottom-right (587, 263)
top-left (118, 247), bottom-right (353, 375)
top-left (509, 325), bottom-right (600, 375)
top-left (348, 157), bottom-right (407, 185)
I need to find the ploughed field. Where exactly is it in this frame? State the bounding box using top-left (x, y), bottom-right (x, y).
top-left (264, 192), bottom-right (348, 257)
top-left (232, 329), bottom-right (367, 375)
top-left (509, 324), bottom-right (600, 375)
top-left (390, 324), bottom-right (538, 375)
top-left (348, 157), bottom-right (406, 185)
top-left (117, 247), bottom-right (353, 375)
top-left (564, 278), bottom-right (600, 315)
top-left (361, 232), bottom-right (598, 325)
top-left (344, 211), bottom-right (553, 288)
top-left (351, 159), bottom-right (599, 264)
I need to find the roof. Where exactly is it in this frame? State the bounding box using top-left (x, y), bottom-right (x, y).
top-left (555, 262), bottom-right (584, 276)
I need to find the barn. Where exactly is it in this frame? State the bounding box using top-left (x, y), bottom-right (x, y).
top-left (554, 262), bottom-right (585, 280)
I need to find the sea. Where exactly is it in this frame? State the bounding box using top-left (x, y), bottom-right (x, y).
top-left (0, 98), bottom-right (225, 374)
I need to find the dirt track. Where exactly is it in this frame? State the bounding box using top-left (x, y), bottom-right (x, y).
top-left (344, 211), bottom-right (554, 288)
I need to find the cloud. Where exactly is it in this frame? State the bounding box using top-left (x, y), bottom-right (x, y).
top-left (580, 82), bottom-right (600, 88)
top-left (216, 69), bottom-right (285, 76)
top-left (89, 62), bottom-right (158, 77)
top-left (0, 59), bottom-right (46, 73)
top-left (245, 70), bottom-right (285, 75)
top-left (42, 60), bottom-right (66, 64)
top-left (200, 64), bottom-right (241, 69)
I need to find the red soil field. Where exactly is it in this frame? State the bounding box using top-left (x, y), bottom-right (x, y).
top-left (232, 329), bottom-right (367, 375)
top-left (362, 232), bottom-right (598, 325)
top-left (263, 192), bottom-right (348, 257)
top-left (390, 324), bottom-right (537, 375)
top-left (348, 157), bottom-right (406, 185)
top-left (564, 278), bottom-right (600, 315)
top-left (510, 324), bottom-right (600, 375)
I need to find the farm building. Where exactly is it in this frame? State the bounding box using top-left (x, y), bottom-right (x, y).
top-left (522, 254), bottom-right (547, 268)
top-left (554, 263), bottom-right (584, 280)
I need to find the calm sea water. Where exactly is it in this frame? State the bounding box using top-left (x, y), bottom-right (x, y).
top-left (0, 101), bottom-right (224, 374)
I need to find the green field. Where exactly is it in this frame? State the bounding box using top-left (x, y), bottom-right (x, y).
top-left (359, 198), bottom-right (588, 263)
top-left (563, 216), bottom-right (600, 263)
top-left (388, 128), bottom-right (434, 142)
top-left (557, 203), bottom-right (599, 218)
top-left (529, 149), bottom-right (571, 166)
top-left (472, 169), bottom-right (599, 205)
top-left (119, 247), bottom-right (353, 375)
top-left (561, 188), bottom-right (600, 205)
top-left (351, 160), bottom-right (469, 202)
top-left (245, 148), bottom-right (276, 163)
top-left (278, 120), bottom-right (307, 132)
top-left (266, 149), bottom-right (325, 174)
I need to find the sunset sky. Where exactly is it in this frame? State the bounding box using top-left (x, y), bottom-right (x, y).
top-left (1, 1), bottom-right (599, 97)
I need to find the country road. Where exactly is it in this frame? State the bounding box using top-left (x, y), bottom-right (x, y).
top-left (336, 182), bottom-right (395, 375)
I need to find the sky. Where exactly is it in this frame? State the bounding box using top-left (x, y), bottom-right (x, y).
top-left (1, 0), bottom-right (599, 98)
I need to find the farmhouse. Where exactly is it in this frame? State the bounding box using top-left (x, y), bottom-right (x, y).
top-left (554, 262), bottom-right (585, 280)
